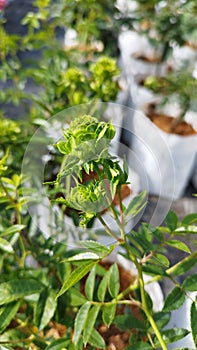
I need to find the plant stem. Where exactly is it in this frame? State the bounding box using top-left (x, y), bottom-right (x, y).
top-left (97, 214), bottom-right (121, 242)
top-left (136, 261), bottom-right (168, 350)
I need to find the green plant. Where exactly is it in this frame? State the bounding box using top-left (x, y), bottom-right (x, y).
top-left (126, 0), bottom-right (197, 62)
top-left (1, 115), bottom-right (196, 349)
top-left (144, 66), bottom-right (197, 122)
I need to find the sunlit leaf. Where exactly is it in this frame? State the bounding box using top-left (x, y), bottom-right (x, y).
top-left (0, 279), bottom-right (44, 305)
top-left (102, 303), bottom-right (116, 327)
top-left (83, 304), bottom-right (101, 345)
top-left (56, 260), bottom-right (97, 298)
top-left (166, 240), bottom-right (191, 253)
top-left (85, 265), bottom-right (96, 301)
top-left (34, 288), bottom-right (57, 330)
top-left (108, 263), bottom-right (120, 298)
top-left (0, 238), bottom-right (14, 254)
top-left (88, 328), bottom-right (106, 349)
top-left (74, 302), bottom-right (91, 344)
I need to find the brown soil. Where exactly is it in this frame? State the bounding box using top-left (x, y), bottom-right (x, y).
top-left (132, 52), bottom-right (162, 63)
top-left (146, 104), bottom-right (197, 136)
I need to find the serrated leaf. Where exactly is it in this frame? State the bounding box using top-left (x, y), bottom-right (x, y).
top-left (80, 240), bottom-right (110, 255)
top-left (97, 270), bottom-right (110, 302)
top-left (34, 288), bottom-right (57, 330)
top-left (108, 263), bottom-right (120, 298)
top-left (166, 240), bottom-right (191, 253)
top-left (124, 191), bottom-right (147, 219)
top-left (45, 337), bottom-right (70, 350)
top-left (56, 260), bottom-right (97, 298)
top-left (0, 301), bottom-right (20, 333)
top-left (0, 238), bottom-right (14, 253)
top-left (63, 252), bottom-right (100, 262)
top-left (183, 274), bottom-right (197, 292)
top-left (74, 302), bottom-right (91, 344)
top-left (191, 300), bottom-right (197, 347)
top-left (154, 328), bottom-right (190, 346)
top-left (85, 265), bottom-right (96, 301)
top-left (88, 328), bottom-right (106, 349)
top-left (167, 251), bottom-right (197, 277)
top-left (0, 279), bottom-right (44, 305)
top-left (83, 304), bottom-right (101, 345)
top-left (163, 287), bottom-right (185, 311)
top-left (102, 303), bottom-right (116, 327)
top-left (114, 314), bottom-right (146, 331)
top-left (165, 211), bottom-right (178, 231)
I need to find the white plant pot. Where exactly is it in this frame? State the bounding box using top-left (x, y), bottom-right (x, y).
top-left (118, 30), bottom-right (166, 84)
top-left (126, 109), bottom-right (197, 200)
top-left (167, 292), bottom-right (197, 349)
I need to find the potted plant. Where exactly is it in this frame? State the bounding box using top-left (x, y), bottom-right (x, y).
top-left (1, 114), bottom-right (196, 349)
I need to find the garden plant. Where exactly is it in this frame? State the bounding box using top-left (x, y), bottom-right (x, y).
top-left (0, 114), bottom-right (196, 349)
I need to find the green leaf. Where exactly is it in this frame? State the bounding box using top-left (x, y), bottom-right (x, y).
top-left (0, 279), bottom-right (44, 305)
top-left (0, 329), bottom-right (27, 344)
top-left (0, 301), bottom-right (20, 333)
top-left (102, 303), bottom-right (116, 327)
top-left (114, 314), bottom-right (146, 331)
top-left (108, 263), bottom-right (120, 298)
top-left (74, 302), bottom-right (91, 344)
top-left (163, 287), bottom-right (185, 311)
top-left (68, 287), bottom-right (87, 306)
top-left (126, 342), bottom-right (152, 350)
top-left (0, 238), bottom-right (14, 254)
top-left (83, 304), bottom-right (101, 345)
top-left (63, 252), bottom-right (100, 262)
top-left (80, 240), bottom-right (110, 255)
top-left (45, 337), bottom-right (70, 350)
top-left (85, 265), bottom-right (96, 301)
top-left (165, 211), bottom-right (178, 231)
top-left (154, 328), bottom-right (190, 346)
top-left (56, 260), bottom-right (97, 298)
top-left (34, 288), bottom-right (57, 330)
top-left (142, 264), bottom-right (167, 277)
top-left (0, 225), bottom-right (25, 236)
top-left (167, 251), bottom-right (197, 277)
top-left (166, 240), bottom-right (191, 253)
top-left (97, 270), bottom-right (110, 302)
top-left (191, 300), bottom-right (197, 347)
top-left (88, 328), bottom-right (106, 349)
top-left (181, 213), bottom-right (197, 225)
top-left (152, 311), bottom-right (171, 330)
top-left (175, 225), bottom-right (197, 234)
top-left (183, 274), bottom-right (197, 292)
top-left (124, 191), bottom-right (147, 219)
top-left (151, 254), bottom-right (170, 267)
